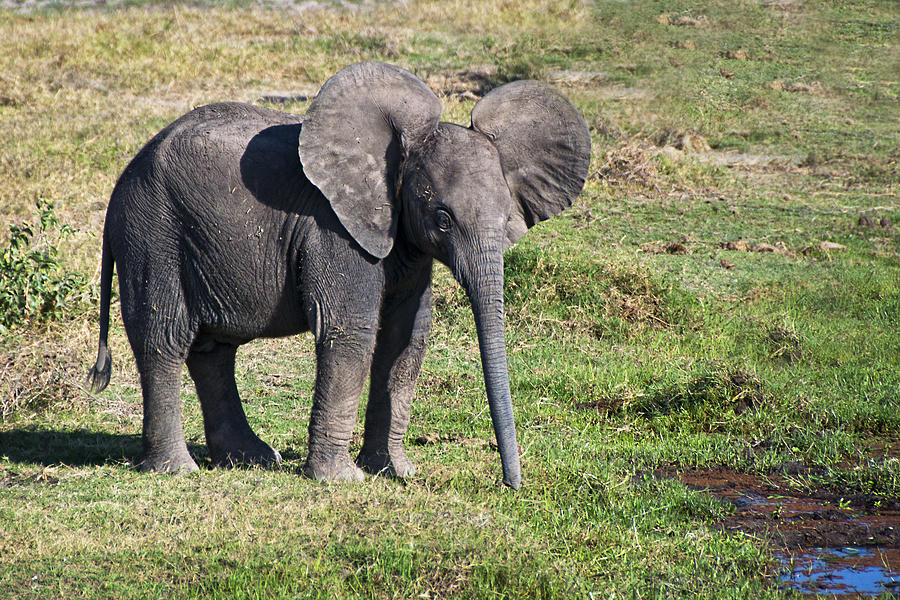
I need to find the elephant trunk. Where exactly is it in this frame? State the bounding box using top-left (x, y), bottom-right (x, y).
top-left (454, 243), bottom-right (521, 489)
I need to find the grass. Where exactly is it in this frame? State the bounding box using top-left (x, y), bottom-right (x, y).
top-left (1, 0), bottom-right (898, 597)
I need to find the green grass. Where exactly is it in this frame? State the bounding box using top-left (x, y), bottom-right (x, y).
top-left (1, 0), bottom-right (899, 597)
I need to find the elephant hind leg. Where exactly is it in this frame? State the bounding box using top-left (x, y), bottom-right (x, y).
top-left (186, 339), bottom-right (281, 468)
top-left (116, 250), bottom-right (200, 473)
top-left (125, 310), bottom-right (198, 473)
top-left (136, 357), bottom-right (199, 473)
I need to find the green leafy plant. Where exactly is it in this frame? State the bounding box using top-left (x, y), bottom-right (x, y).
top-left (0, 199), bottom-right (89, 333)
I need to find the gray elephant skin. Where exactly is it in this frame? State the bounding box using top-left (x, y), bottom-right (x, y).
top-left (87, 62), bottom-right (590, 489)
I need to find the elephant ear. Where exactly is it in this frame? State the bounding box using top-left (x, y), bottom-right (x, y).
top-left (299, 62), bottom-right (442, 259)
top-left (471, 80), bottom-right (591, 246)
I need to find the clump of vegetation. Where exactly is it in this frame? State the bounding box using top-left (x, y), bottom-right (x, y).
top-left (794, 459), bottom-right (900, 501)
top-left (766, 324), bottom-right (803, 364)
top-left (636, 365), bottom-right (768, 420)
top-left (594, 142), bottom-right (659, 188)
top-left (504, 245), bottom-right (691, 340)
top-left (0, 199), bottom-right (89, 333)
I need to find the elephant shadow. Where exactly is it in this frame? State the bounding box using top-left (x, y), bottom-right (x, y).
top-left (0, 427), bottom-right (143, 467)
top-left (0, 427), bottom-right (305, 469)
top-left (239, 121), bottom-right (308, 212)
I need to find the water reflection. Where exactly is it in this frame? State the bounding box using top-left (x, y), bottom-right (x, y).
top-left (779, 547), bottom-right (900, 596)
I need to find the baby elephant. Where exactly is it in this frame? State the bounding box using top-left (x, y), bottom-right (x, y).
top-left (88, 62), bottom-right (590, 488)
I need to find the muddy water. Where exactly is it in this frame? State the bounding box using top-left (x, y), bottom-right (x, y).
top-left (672, 469), bottom-right (900, 597)
top-left (780, 546), bottom-right (900, 596)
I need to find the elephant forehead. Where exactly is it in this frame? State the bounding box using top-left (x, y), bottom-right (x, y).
top-left (422, 124), bottom-right (510, 201)
top-left (429, 123), bottom-right (497, 164)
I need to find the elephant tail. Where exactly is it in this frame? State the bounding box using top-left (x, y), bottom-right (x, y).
top-left (87, 227), bottom-right (113, 393)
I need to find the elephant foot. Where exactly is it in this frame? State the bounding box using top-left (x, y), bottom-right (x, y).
top-left (357, 446), bottom-right (416, 478)
top-left (139, 448), bottom-right (199, 473)
top-left (303, 453), bottom-right (365, 483)
top-left (209, 436), bottom-right (282, 468)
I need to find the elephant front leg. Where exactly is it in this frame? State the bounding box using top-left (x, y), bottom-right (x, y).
top-left (303, 329), bottom-right (375, 482)
top-left (357, 275), bottom-right (432, 478)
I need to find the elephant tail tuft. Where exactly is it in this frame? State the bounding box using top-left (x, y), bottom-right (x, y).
top-left (88, 342), bottom-right (112, 393)
top-left (87, 226), bottom-right (114, 394)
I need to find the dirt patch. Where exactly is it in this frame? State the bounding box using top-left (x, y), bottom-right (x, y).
top-left (670, 468), bottom-right (900, 596)
top-left (723, 49), bottom-right (749, 61)
top-left (721, 239), bottom-right (791, 255)
top-left (672, 40), bottom-right (697, 51)
top-left (765, 79), bottom-right (822, 94)
top-left (857, 215), bottom-right (894, 230)
top-left (865, 440), bottom-right (900, 460)
top-left (701, 151), bottom-right (801, 171)
top-left (547, 70), bottom-right (606, 87)
top-left (424, 66), bottom-right (499, 100)
top-left (653, 129), bottom-right (711, 154)
top-left (784, 81), bottom-right (820, 94)
top-left (676, 468), bottom-right (900, 548)
top-left (657, 14), bottom-right (707, 27)
top-left (807, 241), bottom-right (847, 253)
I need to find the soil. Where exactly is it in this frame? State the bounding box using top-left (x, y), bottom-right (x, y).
top-left (424, 66), bottom-right (499, 100)
top-left (668, 468), bottom-right (900, 596)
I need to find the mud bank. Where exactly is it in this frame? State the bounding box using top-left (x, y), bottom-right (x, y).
top-left (672, 468), bottom-right (900, 596)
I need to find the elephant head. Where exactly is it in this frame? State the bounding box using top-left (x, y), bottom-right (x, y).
top-left (298, 62), bottom-right (591, 488)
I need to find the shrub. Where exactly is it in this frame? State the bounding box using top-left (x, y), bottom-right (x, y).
top-left (0, 199), bottom-right (89, 333)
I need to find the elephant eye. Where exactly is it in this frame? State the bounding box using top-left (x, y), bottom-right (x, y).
top-left (434, 209), bottom-right (453, 232)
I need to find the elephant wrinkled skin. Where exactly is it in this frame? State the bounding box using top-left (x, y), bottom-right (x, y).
top-left (88, 62), bottom-right (591, 489)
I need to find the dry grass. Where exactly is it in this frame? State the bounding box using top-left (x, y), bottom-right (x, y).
top-left (0, 304), bottom-right (137, 421)
top-left (0, 336), bottom-right (83, 420)
top-left (594, 142), bottom-right (660, 188)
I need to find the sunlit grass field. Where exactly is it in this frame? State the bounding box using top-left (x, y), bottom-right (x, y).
top-left (1, 0), bottom-right (898, 597)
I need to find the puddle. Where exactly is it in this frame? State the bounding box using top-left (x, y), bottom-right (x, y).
top-left (778, 546), bottom-right (900, 596)
top-left (669, 468), bottom-right (900, 597)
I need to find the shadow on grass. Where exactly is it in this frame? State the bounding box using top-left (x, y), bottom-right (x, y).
top-left (2, 427), bottom-right (151, 467)
top-left (0, 427), bottom-right (308, 471)
top-left (634, 367), bottom-right (767, 418)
